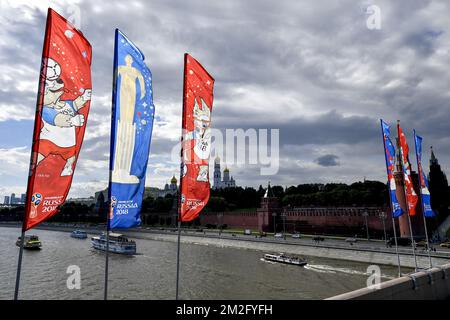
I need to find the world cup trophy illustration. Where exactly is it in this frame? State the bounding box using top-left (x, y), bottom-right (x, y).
top-left (112, 54), bottom-right (146, 184)
top-left (29, 193), bottom-right (42, 219)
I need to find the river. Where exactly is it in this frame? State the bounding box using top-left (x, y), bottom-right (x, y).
top-left (0, 226), bottom-right (401, 300)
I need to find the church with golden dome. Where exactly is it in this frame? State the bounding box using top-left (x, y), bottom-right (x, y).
top-left (213, 156), bottom-right (236, 189)
top-left (163, 175), bottom-right (178, 194)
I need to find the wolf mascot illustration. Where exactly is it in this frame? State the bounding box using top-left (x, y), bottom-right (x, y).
top-left (36, 58), bottom-right (92, 176)
top-left (182, 97), bottom-right (211, 182)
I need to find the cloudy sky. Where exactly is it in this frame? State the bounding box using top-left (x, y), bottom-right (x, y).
top-left (0, 0), bottom-right (449, 200)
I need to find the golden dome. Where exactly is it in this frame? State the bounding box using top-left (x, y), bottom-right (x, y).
top-left (171, 175), bottom-right (177, 184)
top-left (224, 167), bottom-right (229, 173)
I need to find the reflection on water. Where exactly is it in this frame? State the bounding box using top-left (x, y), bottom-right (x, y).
top-left (0, 227), bottom-right (401, 300)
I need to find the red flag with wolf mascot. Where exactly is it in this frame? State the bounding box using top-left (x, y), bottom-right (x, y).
top-left (179, 54), bottom-right (215, 222)
top-left (23, 8), bottom-right (92, 230)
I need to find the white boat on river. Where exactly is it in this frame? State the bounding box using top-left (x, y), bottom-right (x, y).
top-left (91, 232), bottom-right (136, 255)
top-left (264, 253), bottom-right (307, 266)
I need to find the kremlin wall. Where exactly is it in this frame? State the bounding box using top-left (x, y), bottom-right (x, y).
top-left (51, 149), bottom-right (446, 240)
top-left (199, 192), bottom-right (394, 237)
top-left (143, 162), bottom-right (431, 239)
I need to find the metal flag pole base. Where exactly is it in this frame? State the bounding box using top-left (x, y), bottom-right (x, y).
top-left (13, 230), bottom-right (26, 300)
top-left (391, 218), bottom-right (402, 277)
top-left (104, 229), bottom-right (110, 300)
top-left (175, 220), bottom-right (181, 300)
top-left (407, 214), bottom-right (419, 272)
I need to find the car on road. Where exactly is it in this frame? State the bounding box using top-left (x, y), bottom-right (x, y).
top-left (440, 242), bottom-right (450, 248)
top-left (292, 233), bottom-right (301, 239)
top-left (274, 233), bottom-right (284, 238)
top-left (345, 237), bottom-right (357, 244)
top-left (415, 240), bottom-right (428, 247)
top-left (244, 229), bottom-right (252, 235)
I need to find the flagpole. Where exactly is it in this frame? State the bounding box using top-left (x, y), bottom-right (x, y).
top-left (420, 195), bottom-right (433, 268)
top-left (104, 225), bottom-right (110, 300)
top-left (397, 121), bottom-right (418, 272)
top-left (103, 128), bottom-right (112, 301)
top-left (406, 213), bottom-right (418, 271)
top-left (104, 29), bottom-right (120, 301)
top-left (413, 130), bottom-right (433, 268)
top-left (391, 217), bottom-right (402, 277)
top-left (175, 53), bottom-right (188, 300)
top-left (380, 120), bottom-right (402, 277)
top-left (13, 230), bottom-right (25, 300)
top-left (386, 181), bottom-right (402, 277)
top-left (14, 9), bottom-right (53, 300)
top-left (175, 219), bottom-right (181, 300)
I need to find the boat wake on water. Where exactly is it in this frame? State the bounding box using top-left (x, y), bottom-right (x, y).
top-left (260, 258), bottom-right (277, 264)
top-left (304, 264), bottom-right (394, 279)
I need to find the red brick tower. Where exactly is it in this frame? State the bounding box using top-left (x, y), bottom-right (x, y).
top-left (257, 184), bottom-right (280, 232)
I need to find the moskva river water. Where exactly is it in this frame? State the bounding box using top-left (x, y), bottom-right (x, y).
top-left (0, 227), bottom-right (401, 300)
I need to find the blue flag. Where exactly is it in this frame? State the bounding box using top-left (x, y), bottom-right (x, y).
top-left (381, 120), bottom-right (404, 217)
top-left (108, 29), bottom-right (155, 229)
top-left (414, 131), bottom-right (435, 218)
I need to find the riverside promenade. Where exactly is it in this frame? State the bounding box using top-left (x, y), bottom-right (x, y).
top-left (2, 222), bottom-right (450, 269)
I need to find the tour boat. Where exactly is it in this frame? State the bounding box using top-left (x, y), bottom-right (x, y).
top-left (16, 235), bottom-right (42, 250)
top-left (71, 230), bottom-right (88, 239)
top-left (263, 253), bottom-right (307, 266)
top-left (91, 232), bottom-right (136, 255)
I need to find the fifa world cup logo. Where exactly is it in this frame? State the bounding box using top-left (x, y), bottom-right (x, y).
top-left (110, 196), bottom-right (117, 220)
top-left (30, 193), bottom-right (42, 219)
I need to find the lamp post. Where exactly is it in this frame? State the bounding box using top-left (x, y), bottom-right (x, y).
top-left (363, 210), bottom-right (370, 240)
top-left (379, 211), bottom-right (387, 241)
top-left (272, 212), bottom-right (277, 234)
top-left (218, 212), bottom-right (222, 236)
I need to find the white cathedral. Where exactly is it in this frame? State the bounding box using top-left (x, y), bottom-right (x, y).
top-left (213, 156), bottom-right (236, 189)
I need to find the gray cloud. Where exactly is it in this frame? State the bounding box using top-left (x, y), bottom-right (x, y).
top-left (314, 154), bottom-right (340, 167)
top-left (1, 0), bottom-right (450, 198)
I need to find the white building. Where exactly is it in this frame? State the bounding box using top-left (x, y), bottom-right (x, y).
top-left (213, 157), bottom-right (236, 189)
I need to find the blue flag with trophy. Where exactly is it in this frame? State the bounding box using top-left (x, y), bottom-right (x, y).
top-left (414, 131), bottom-right (435, 218)
top-left (381, 120), bottom-right (404, 217)
top-left (108, 29), bottom-right (155, 229)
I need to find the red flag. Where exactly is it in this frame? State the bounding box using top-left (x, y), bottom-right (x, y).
top-left (179, 54), bottom-right (215, 222)
top-left (23, 9), bottom-right (92, 230)
top-left (398, 124), bottom-right (418, 216)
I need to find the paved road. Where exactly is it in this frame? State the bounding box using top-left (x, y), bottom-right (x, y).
top-left (137, 227), bottom-right (450, 259)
